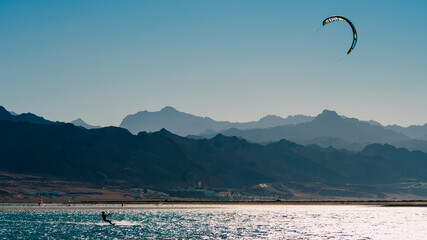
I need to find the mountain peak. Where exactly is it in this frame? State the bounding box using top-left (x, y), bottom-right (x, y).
top-left (71, 118), bottom-right (100, 129)
top-left (158, 128), bottom-right (173, 135)
top-left (153, 128), bottom-right (181, 139)
top-left (0, 106), bottom-right (53, 124)
top-left (211, 133), bottom-right (245, 144)
top-left (161, 106), bottom-right (178, 112)
top-left (321, 109), bottom-right (339, 116)
top-left (361, 143), bottom-right (399, 156)
top-left (260, 115), bottom-right (282, 120)
top-left (314, 110), bottom-right (341, 122)
top-left (0, 106), bottom-right (12, 119)
top-left (73, 118), bottom-right (84, 123)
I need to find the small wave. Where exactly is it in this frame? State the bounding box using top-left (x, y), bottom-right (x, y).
top-left (113, 220), bottom-right (142, 226)
top-left (65, 221), bottom-right (105, 226)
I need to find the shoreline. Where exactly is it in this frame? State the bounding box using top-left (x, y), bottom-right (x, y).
top-left (2, 200), bottom-right (427, 206)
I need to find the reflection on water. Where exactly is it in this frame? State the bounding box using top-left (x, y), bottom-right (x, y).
top-left (1, 204), bottom-right (426, 239)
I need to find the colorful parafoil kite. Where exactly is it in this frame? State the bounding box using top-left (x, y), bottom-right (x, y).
top-left (322, 16), bottom-right (357, 54)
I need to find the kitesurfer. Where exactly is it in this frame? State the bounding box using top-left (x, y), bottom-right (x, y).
top-left (101, 211), bottom-right (115, 225)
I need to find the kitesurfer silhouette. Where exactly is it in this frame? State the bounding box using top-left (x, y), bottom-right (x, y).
top-left (101, 211), bottom-right (115, 225)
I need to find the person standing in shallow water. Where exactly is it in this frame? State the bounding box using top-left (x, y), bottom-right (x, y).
top-left (101, 211), bottom-right (115, 225)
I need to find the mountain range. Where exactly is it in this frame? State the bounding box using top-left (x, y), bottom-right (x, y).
top-left (119, 106), bottom-right (314, 136)
top-left (214, 110), bottom-right (427, 154)
top-left (4, 105), bottom-right (427, 154)
top-left (2, 119), bottom-right (427, 200)
top-left (117, 106), bottom-right (427, 153)
top-left (216, 110), bottom-right (407, 145)
top-left (0, 106), bottom-right (56, 125)
top-left (2, 105), bottom-right (427, 200)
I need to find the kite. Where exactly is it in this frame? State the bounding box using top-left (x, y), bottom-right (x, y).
top-left (322, 16), bottom-right (357, 54)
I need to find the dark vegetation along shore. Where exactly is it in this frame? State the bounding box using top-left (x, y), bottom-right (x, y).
top-left (1, 106), bottom-right (427, 202)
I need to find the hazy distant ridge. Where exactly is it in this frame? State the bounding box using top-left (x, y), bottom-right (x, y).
top-left (119, 106), bottom-right (314, 136)
top-left (385, 124), bottom-right (427, 140)
top-left (220, 110), bottom-right (409, 144)
top-left (71, 118), bottom-right (101, 129)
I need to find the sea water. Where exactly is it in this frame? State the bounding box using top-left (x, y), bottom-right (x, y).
top-left (1, 204), bottom-right (426, 239)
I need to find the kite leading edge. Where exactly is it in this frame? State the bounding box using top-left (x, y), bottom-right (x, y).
top-left (322, 16), bottom-right (357, 54)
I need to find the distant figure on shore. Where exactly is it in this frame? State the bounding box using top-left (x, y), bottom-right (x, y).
top-left (101, 211), bottom-right (115, 225)
top-left (38, 196), bottom-right (43, 206)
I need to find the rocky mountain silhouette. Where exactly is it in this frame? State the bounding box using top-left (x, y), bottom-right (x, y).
top-left (0, 106), bottom-right (55, 125)
top-left (2, 119), bottom-right (427, 199)
top-left (5, 105), bottom-right (427, 154)
top-left (119, 106), bottom-right (314, 136)
top-left (385, 124), bottom-right (427, 139)
top-left (218, 110), bottom-right (409, 146)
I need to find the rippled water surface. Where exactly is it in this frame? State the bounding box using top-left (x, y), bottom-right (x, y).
top-left (1, 204), bottom-right (426, 239)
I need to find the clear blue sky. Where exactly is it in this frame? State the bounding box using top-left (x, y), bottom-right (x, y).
top-left (1, 0), bottom-right (426, 126)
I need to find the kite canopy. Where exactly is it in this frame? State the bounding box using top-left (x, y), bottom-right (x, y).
top-left (322, 16), bottom-right (357, 54)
